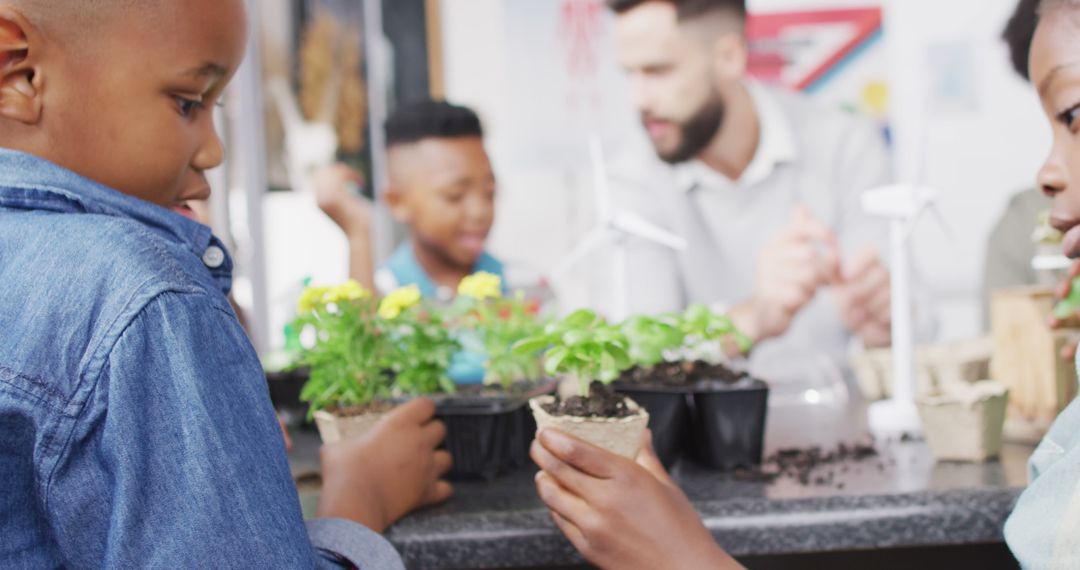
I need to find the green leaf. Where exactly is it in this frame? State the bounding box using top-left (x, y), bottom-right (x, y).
top-left (1055, 279), bottom-right (1080, 319)
top-left (564, 308), bottom-right (599, 329)
top-left (562, 329), bottom-right (590, 346)
top-left (544, 346), bottom-right (569, 376)
top-left (512, 336), bottom-right (552, 356)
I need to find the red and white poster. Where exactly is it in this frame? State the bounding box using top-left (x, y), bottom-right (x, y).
top-left (747, 6), bottom-right (889, 127)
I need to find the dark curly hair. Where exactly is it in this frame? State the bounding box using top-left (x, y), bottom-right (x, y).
top-left (385, 100), bottom-right (483, 147)
top-left (1003, 0), bottom-right (1040, 80)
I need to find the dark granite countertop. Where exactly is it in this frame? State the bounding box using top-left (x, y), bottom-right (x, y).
top-left (287, 373), bottom-right (1033, 569)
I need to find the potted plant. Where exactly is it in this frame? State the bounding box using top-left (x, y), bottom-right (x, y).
top-left (378, 284), bottom-right (460, 398)
top-left (616, 304), bottom-right (768, 470)
top-left (293, 280), bottom-right (396, 443)
top-left (430, 272), bottom-right (557, 480)
top-left (513, 309), bottom-right (649, 459)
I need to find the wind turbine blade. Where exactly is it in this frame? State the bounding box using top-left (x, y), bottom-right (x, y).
top-left (611, 212), bottom-right (688, 250)
top-left (553, 227), bottom-right (612, 278)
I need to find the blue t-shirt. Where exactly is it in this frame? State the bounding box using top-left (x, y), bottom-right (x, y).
top-left (375, 241), bottom-right (506, 384)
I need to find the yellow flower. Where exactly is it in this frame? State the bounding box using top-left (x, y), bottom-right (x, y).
top-left (297, 285), bottom-right (330, 313)
top-left (458, 272), bottom-right (502, 301)
top-left (324, 279), bottom-right (371, 304)
top-left (378, 285), bottom-right (422, 319)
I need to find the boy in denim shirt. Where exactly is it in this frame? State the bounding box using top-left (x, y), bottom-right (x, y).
top-left (0, 1), bottom-right (449, 568)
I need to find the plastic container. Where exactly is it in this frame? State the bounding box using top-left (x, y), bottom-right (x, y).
top-left (611, 384), bottom-right (692, 468)
top-left (691, 378), bottom-right (769, 470)
top-left (265, 368), bottom-right (310, 426)
top-left (432, 379), bottom-right (558, 481)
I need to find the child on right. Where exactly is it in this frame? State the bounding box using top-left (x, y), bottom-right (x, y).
top-left (527, 1), bottom-right (1080, 568)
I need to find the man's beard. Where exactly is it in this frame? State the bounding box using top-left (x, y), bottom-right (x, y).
top-left (649, 95), bottom-right (725, 164)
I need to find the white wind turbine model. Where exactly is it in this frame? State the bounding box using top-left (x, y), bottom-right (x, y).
top-left (862, 182), bottom-right (949, 438)
top-left (555, 136), bottom-right (689, 321)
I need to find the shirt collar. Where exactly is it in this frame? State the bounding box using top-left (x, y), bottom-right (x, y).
top-left (675, 82), bottom-right (799, 192)
top-left (0, 149), bottom-right (233, 290)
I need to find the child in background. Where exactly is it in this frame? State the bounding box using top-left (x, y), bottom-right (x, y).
top-left (317, 100), bottom-right (506, 383)
top-left (0, 1), bottom-right (448, 567)
top-left (317, 100), bottom-right (505, 299)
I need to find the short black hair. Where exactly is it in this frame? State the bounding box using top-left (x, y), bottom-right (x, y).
top-left (606, 0), bottom-right (747, 20)
top-left (384, 100), bottom-right (483, 147)
top-left (1003, 0), bottom-right (1040, 80)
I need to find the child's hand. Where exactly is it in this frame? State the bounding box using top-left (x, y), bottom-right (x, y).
top-left (313, 163), bottom-right (371, 236)
top-left (831, 246), bottom-right (892, 348)
top-left (530, 429), bottom-right (743, 570)
top-left (316, 398), bottom-right (453, 533)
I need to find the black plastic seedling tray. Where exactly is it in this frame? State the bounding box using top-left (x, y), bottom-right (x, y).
top-left (615, 374), bottom-right (769, 471)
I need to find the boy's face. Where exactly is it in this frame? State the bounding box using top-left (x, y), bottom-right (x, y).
top-left (1032, 7), bottom-right (1080, 257)
top-left (386, 136), bottom-right (496, 269)
top-left (0, 0), bottom-right (247, 218)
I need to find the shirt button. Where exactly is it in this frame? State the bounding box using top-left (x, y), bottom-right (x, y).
top-left (202, 245), bottom-right (226, 269)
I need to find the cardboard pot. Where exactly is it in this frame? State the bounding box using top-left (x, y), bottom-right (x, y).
top-left (529, 395), bottom-right (649, 459)
top-left (313, 409), bottom-right (385, 444)
top-left (917, 381), bottom-right (1009, 462)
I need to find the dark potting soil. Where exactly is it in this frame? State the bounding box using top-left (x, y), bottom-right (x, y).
top-left (732, 442), bottom-right (879, 487)
top-left (452, 378), bottom-right (549, 399)
top-left (329, 400), bottom-right (396, 418)
top-left (542, 382), bottom-right (637, 419)
top-left (619, 360), bottom-right (743, 387)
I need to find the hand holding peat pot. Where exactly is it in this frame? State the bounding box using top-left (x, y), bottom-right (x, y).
top-left (513, 310), bottom-right (650, 458)
top-left (831, 245), bottom-right (893, 348)
top-left (317, 398), bottom-right (453, 533)
top-left (531, 429), bottom-right (743, 570)
top-left (729, 206), bottom-right (839, 350)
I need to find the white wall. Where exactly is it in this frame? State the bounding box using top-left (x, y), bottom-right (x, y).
top-left (881, 0), bottom-right (1049, 340)
top-left (438, 0), bottom-right (1050, 338)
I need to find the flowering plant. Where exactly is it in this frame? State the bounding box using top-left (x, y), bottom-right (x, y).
top-left (379, 285), bottom-right (460, 396)
top-left (454, 273), bottom-right (547, 386)
top-left (293, 280), bottom-right (390, 415)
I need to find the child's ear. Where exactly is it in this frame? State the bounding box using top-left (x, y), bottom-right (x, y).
top-left (0, 9), bottom-right (42, 125)
top-left (384, 186), bottom-right (411, 223)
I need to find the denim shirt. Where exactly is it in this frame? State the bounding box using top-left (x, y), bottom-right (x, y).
top-left (1004, 355), bottom-right (1080, 568)
top-left (0, 150), bottom-right (403, 569)
top-left (1002, 356), bottom-right (1080, 565)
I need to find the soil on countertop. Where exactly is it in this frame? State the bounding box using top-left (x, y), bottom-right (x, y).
top-left (542, 382), bottom-right (637, 419)
top-left (733, 442), bottom-right (880, 487)
top-left (618, 360), bottom-right (743, 387)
